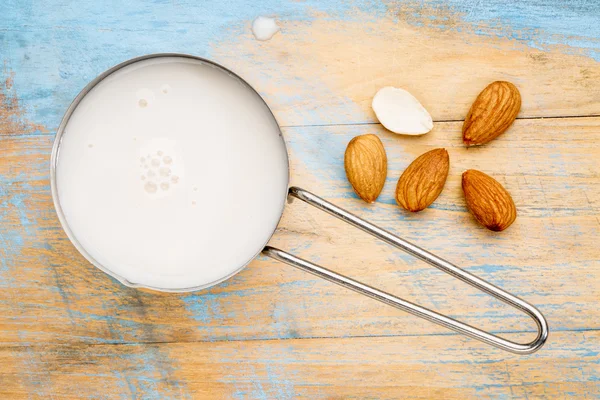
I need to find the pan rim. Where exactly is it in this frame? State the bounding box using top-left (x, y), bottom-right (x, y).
top-left (50, 53), bottom-right (291, 293)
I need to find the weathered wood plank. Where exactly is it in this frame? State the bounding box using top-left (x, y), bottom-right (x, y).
top-left (1, 331), bottom-right (598, 399)
top-left (213, 15), bottom-right (600, 127)
top-left (1, 1), bottom-right (600, 397)
top-left (0, 2), bottom-right (599, 132)
top-left (1, 116), bottom-right (597, 346)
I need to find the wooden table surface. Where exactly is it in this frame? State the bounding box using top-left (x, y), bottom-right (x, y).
top-left (1, 1), bottom-right (599, 399)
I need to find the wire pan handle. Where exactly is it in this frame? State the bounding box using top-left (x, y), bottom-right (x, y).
top-left (263, 187), bottom-right (548, 354)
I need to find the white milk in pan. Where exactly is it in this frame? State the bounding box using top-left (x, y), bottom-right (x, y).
top-left (55, 57), bottom-right (289, 290)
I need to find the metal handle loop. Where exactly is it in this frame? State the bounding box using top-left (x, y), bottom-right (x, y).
top-left (263, 187), bottom-right (548, 354)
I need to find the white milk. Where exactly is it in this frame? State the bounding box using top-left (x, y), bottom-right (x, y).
top-left (55, 57), bottom-right (289, 290)
top-left (252, 17), bottom-right (280, 41)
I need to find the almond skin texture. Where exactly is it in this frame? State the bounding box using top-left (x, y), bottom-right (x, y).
top-left (462, 81), bottom-right (521, 146)
top-left (395, 148), bottom-right (449, 212)
top-left (462, 170), bottom-right (517, 231)
top-left (344, 134), bottom-right (387, 203)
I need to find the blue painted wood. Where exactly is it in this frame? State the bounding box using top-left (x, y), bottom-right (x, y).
top-left (1, 1), bottom-right (599, 398)
top-left (0, 0), bottom-right (599, 132)
top-left (401, 0), bottom-right (600, 60)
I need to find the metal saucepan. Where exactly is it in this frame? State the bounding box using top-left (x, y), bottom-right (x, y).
top-left (50, 54), bottom-right (548, 354)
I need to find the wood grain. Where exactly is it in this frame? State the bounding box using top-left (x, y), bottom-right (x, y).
top-left (213, 15), bottom-right (600, 128)
top-left (1, 332), bottom-right (599, 399)
top-left (1, 2), bottom-right (600, 132)
top-left (1, 0), bottom-right (599, 398)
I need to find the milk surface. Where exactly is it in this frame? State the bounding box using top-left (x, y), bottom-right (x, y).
top-left (55, 57), bottom-right (289, 290)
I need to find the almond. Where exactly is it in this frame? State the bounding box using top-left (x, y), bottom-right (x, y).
top-left (462, 81), bottom-right (521, 146)
top-left (395, 148), bottom-right (449, 212)
top-left (462, 169), bottom-right (517, 231)
top-left (344, 134), bottom-right (387, 203)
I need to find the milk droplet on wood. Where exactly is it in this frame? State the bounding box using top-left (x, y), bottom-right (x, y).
top-left (252, 17), bottom-right (280, 41)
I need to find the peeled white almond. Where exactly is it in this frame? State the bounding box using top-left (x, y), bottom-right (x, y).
top-left (372, 87), bottom-right (433, 135)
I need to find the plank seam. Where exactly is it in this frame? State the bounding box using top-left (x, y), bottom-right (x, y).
top-left (0, 327), bottom-right (598, 349)
top-left (2, 114), bottom-right (600, 137)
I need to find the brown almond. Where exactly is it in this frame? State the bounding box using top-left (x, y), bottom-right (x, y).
top-left (462, 81), bottom-right (521, 146)
top-left (344, 134), bottom-right (387, 203)
top-left (395, 148), bottom-right (449, 212)
top-left (462, 169), bottom-right (517, 231)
